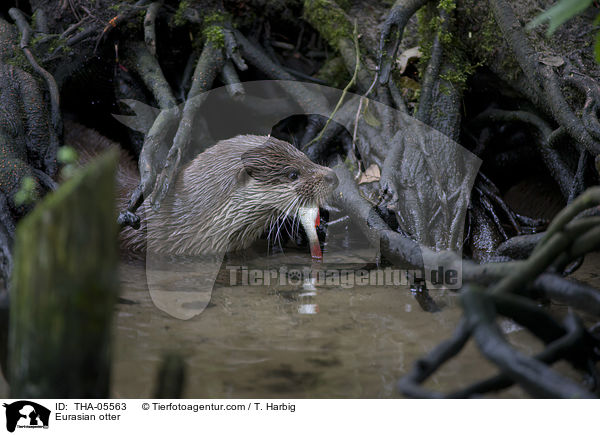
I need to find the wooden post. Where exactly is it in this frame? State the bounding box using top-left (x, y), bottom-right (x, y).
top-left (9, 151), bottom-right (119, 398)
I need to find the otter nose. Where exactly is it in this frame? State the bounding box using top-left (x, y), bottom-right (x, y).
top-left (324, 171), bottom-right (339, 189)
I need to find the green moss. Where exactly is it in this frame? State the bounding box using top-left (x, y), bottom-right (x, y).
top-left (201, 11), bottom-right (227, 49)
top-left (303, 0), bottom-right (353, 48)
top-left (30, 34), bottom-right (45, 47)
top-left (413, 87), bottom-right (421, 102)
top-left (416, 7), bottom-right (433, 68)
top-left (43, 35), bottom-right (73, 56)
top-left (416, 0), bottom-right (479, 91)
top-left (417, 2), bottom-right (454, 62)
top-left (439, 61), bottom-right (478, 89)
top-left (47, 37), bottom-right (61, 52)
top-left (5, 49), bottom-right (33, 74)
top-left (476, 8), bottom-right (500, 63)
top-left (438, 0), bottom-right (456, 13)
top-left (30, 10), bottom-right (40, 31)
top-left (204, 11), bottom-right (227, 25)
top-left (203, 25), bottom-right (225, 48)
top-left (173, 0), bottom-right (190, 26)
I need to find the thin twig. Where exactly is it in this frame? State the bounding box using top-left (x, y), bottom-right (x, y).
top-left (351, 69), bottom-right (379, 175)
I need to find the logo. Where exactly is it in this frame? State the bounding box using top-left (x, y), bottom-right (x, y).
top-left (3, 401), bottom-right (50, 432)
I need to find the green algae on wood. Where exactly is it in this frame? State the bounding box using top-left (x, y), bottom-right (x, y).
top-left (202, 11), bottom-right (227, 49)
top-left (9, 150), bottom-right (119, 398)
top-left (417, 0), bottom-right (478, 91)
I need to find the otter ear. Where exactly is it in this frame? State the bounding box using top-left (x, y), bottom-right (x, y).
top-left (236, 166), bottom-right (253, 186)
top-left (240, 150), bottom-right (257, 176)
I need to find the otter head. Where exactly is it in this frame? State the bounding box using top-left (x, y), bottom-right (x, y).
top-left (240, 136), bottom-right (338, 259)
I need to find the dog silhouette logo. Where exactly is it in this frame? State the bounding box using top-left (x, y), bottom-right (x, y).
top-left (3, 401), bottom-right (50, 432)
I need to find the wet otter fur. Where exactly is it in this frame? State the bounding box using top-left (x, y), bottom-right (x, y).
top-left (64, 120), bottom-right (338, 256)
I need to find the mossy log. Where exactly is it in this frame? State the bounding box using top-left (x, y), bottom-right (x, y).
top-left (8, 151), bottom-right (119, 398)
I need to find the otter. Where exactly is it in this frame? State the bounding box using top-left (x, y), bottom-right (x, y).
top-left (65, 120), bottom-right (338, 258)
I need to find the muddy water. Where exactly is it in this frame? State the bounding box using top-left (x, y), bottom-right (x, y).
top-left (111, 249), bottom-right (598, 398)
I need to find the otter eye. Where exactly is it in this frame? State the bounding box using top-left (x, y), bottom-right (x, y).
top-left (288, 171), bottom-right (299, 181)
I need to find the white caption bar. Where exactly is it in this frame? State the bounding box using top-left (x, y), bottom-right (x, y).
top-left (0, 399), bottom-right (595, 435)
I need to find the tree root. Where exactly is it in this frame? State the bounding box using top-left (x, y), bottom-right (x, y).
top-left (490, 0), bottom-right (600, 156)
top-left (0, 13), bottom-right (67, 286)
top-left (233, 30), bottom-right (328, 114)
top-left (144, 1), bottom-right (162, 57)
top-left (122, 41), bottom-right (177, 110)
top-left (463, 289), bottom-right (594, 398)
top-left (94, 0), bottom-right (153, 53)
top-left (399, 287), bottom-right (598, 398)
top-left (9, 8), bottom-right (60, 176)
top-left (530, 274), bottom-right (600, 317)
top-left (332, 159), bottom-right (424, 269)
top-left (496, 232), bottom-right (544, 259)
top-left (535, 186), bottom-right (600, 253)
top-left (378, 0), bottom-right (432, 84)
top-left (472, 107), bottom-right (575, 199)
top-left (397, 185), bottom-right (600, 397)
top-left (220, 60), bottom-right (245, 100)
top-left (119, 39), bottom-right (179, 219)
top-left (397, 319), bottom-right (471, 398)
top-left (569, 150), bottom-right (589, 203)
top-left (415, 4), bottom-right (446, 126)
top-left (149, 39), bottom-right (224, 208)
